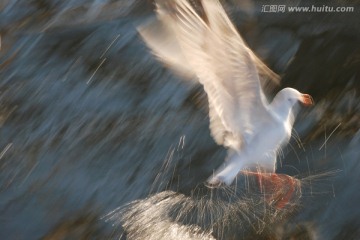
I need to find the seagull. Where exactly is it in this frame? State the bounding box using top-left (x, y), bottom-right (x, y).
top-left (138, 0), bottom-right (313, 198)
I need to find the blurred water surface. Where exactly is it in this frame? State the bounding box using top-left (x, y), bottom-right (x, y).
top-left (0, 0), bottom-right (359, 239)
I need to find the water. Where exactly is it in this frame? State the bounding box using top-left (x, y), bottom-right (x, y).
top-left (0, 0), bottom-right (359, 239)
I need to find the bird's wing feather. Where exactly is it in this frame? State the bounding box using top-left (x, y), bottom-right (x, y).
top-left (201, 0), bottom-right (280, 86)
top-left (142, 0), bottom-right (277, 148)
top-left (208, 97), bottom-right (227, 145)
top-left (137, 14), bottom-right (196, 80)
top-left (138, 0), bottom-right (279, 86)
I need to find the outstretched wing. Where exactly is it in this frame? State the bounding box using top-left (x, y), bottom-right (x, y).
top-left (140, 0), bottom-right (277, 149)
top-left (138, 0), bottom-right (279, 85)
top-left (200, 0), bottom-right (280, 86)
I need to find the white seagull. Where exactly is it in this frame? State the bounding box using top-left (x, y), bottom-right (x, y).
top-left (138, 0), bottom-right (313, 187)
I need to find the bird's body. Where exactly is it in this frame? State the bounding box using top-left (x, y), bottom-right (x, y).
top-left (208, 92), bottom-right (294, 185)
top-left (138, 0), bottom-right (314, 190)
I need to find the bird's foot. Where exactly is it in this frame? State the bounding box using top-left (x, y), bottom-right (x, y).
top-left (241, 172), bottom-right (301, 209)
top-left (257, 173), bottom-right (301, 209)
top-left (205, 175), bottom-right (229, 188)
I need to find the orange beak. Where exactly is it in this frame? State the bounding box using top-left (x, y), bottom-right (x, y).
top-left (301, 94), bottom-right (314, 106)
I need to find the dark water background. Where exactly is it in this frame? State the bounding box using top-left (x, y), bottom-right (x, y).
top-left (0, 0), bottom-right (359, 239)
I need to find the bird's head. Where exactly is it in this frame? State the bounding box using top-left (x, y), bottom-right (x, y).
top-left (278, 88), bottom-right (314, 107)
top-left (271, 88), bottom-right (314, 122)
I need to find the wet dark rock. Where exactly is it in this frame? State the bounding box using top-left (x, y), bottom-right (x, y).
top-left (0, 0), bottom-right (359, 239)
